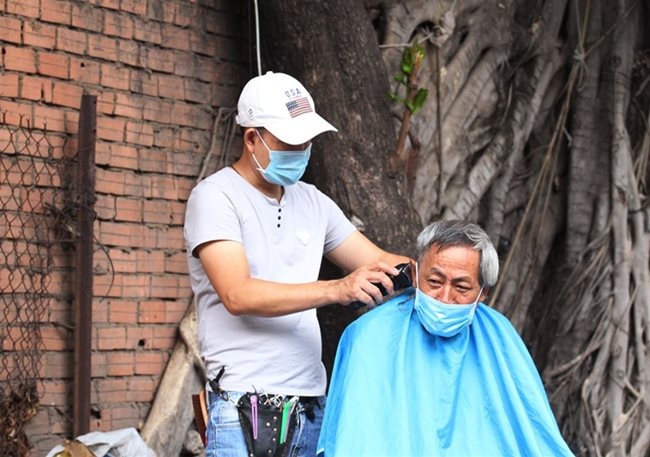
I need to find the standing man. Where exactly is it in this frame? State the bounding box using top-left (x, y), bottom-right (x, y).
top-left (184, 71), bottom-right (411, 457)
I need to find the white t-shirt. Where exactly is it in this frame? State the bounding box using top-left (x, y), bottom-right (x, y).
top-left (184, 167), bottom-right (356, 396)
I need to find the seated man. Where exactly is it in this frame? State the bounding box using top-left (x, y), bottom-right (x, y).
top-left (317, 220), bottom-right (574, 457)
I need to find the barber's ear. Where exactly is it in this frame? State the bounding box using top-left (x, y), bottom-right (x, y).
top-left (243, 128), bottom-right (257, 149)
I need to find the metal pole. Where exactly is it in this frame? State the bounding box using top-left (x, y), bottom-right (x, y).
top-left (73, 93), bottom-right (96, 438)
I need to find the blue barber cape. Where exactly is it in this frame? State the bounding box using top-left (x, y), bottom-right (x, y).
top-left (317, 291), bottom-right (574, 457)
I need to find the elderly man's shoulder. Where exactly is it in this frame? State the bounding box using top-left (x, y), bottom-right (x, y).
top-left (346, 292), bottom-right (414, 334)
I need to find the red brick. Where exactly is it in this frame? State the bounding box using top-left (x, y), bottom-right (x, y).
top-left (38, 51), bottom-right (70, 78)
top-left (116, 39), bottom-right (140, 67)
top-left (24, 21), bottom-right (57, 49)
top-left (109, 299), bottom-right (138, 323)
top-left (33, 105), bottom-right (65, 132)
top-left (95, 0), bottom-right (120, 10)
top-left (6, 0), bottom-right (39, 18)
top-left (106, 351), bottom-right (135, 376)
top-left (145, 47), bottom-right (174, 73)
top-left (171, 102), bottom-right (212, 129)
top-left (115, 197), bottom-right (143, 222)
top-left (125, 121), bottom-right (154, 147)
top-left (161, 24), bottom-right (191, 51)
top-left (121, 0), bottom-right (147, 16)
top-left (150, 274), bottom-right (183, 299)
top-left (96, 220), bottom-right (145, 247)
top-left (184, 78), bottom-right (212, 103)
top-left (172, 2), bottom-right (196, 27)
top-left (40, 324), bottom-right (70, 351)
top-left (143, 98), bottom-right (172, 124)
top-left (129, 71), bottom-right (157, 96)
top-left (109, 404), bottom-right (149, 430)
top-left (173, 53), bottom-right (197, 78)
top-left (101, 143), bottom-right (139, 170)
top-left (127, 377), bottom-right (156, 402)
top-left (64, 105), bottom-right (80, 130)
top-left (96, 92), bottom-right (115, 116)
top-left (56, 27), bottom-right (87, 55)
top-left (123, 173), bottom-right (146, 198)
top-left (100, 63), bottom-right (130, 90)
top-left (20, 74), bottom-right (53, 101)
top-left (128, 250), bottom-right (166, 274)
top-left (144, 174), bottom-right (180, 200)
top-left (134, 351), bottom-right (167, 375)
top-left (43, 350), bottom-right (72, 378)
top-left (40, 380), bottom-right (69, 406)
top-left (92, 352), bottom-right (109, 377)
top-left (104, 10), bottom-right (134, 39)
top-left (96, 116), bottom-right (125, 142)
top-left (92, 298), bottom-right (109, 324)
top-left (95, 194), bottom-right (115, 219)
top-left (167, 300), bottom-right (189, 324)
top-left (4, 45), bottom-right (37, 73)
top-left (133, 18), bottom-right (162, 45)
top-left (94, 378), bottom-right (130, 403)
top-left (52, 81), bottom-right (84, 108)
top-left (157, 74), bottom-right (184, 100)
top-left (191, 30), bottom-right (219, 57)
top-left (126, 325), bottom-right (154, 349)
top-left (151, 326), bottom-right (178, 349)
top-left (70, 57), bottom-right (101, 84)
top-left (138, 300), bottom-right (165, 323)
top-left (121, 273), bottom-right (151, 298)
top-left (96, 326), bottom-right (127, 350)
top-left (113, 93), bottom-right (143, 120)
top-left (143, 199), bottom-right (172, 224)
top-left (41, 0), bottom-right (72, 25)
top-left (165, 250), bottom-right (188, 274)
top-left (137, 148), bottom-right (172, 175)
top-left (0, 16), bottom-right (22, 44)
top-left (71, 3), bottom-right (104, 32)
top-left (0, 73), bottom-right (20, 97)
top-left (88, 34), bottom-right (117, 61)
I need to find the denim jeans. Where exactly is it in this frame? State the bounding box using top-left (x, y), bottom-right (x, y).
top-left (205, 390), bottom-right (325, 457)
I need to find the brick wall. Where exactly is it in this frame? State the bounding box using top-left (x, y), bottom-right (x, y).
top-left (0, 0), bottom-right (249, 455)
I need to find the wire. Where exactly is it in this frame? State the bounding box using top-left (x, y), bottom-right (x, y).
top-left (253, 0), bottom-right (262, 75)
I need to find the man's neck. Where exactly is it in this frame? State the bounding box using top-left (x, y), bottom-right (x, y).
top-left (232, 160), bottom-right (283, 202)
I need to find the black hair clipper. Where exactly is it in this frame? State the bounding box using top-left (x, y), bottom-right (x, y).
top-left (349, 262), bottom-right (412, 309)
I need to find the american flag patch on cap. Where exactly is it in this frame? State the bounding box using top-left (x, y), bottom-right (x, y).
top-left (286, 97), bottom-right (312, 118)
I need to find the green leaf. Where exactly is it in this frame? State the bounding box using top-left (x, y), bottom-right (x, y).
top-left (405, 100), bottom-right (416, 113)
top-left (413, 88), bottom-right (429, 110)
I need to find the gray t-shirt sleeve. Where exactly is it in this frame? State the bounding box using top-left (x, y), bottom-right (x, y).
top-left (184, 180), bottom-right (241, 258)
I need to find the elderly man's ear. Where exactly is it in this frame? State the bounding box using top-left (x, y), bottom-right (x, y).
top-left (479, 287), bottom-right (490, 303)
top-left (408, 259), bottom-right (416, 287)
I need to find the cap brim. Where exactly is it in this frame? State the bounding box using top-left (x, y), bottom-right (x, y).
top-left (265, 112), bottom-right (338, 145)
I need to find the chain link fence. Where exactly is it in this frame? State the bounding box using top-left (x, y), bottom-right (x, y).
top-left (0, 114), bottom-right (76, 456)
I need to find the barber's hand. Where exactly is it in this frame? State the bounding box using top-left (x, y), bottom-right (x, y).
top-left (337, 262), bottom-right (401, 308)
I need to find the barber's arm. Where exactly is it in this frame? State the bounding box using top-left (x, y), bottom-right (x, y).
top-left (325, 230), bottom-right (413, 306)
top-left (197, 231), bottom-right (411, 317)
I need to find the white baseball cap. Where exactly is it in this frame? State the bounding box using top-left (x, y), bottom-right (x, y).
top-left (235, 71), bottom-right (338, 145)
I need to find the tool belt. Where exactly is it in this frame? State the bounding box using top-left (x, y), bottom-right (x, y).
top-left (210, 367), bottom-right (319, 457)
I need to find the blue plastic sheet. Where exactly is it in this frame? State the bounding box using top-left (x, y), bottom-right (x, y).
top-left (318, 291), bottom-right (574, 457)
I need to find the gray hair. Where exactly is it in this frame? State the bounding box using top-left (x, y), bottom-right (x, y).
top-left (415, 220), bottom-right (499, 287)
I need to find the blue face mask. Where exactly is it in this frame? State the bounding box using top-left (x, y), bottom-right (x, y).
top-left (253, 130), bottom-right (312, 186)
top-left (413, 263), bottom-right (483, 337)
